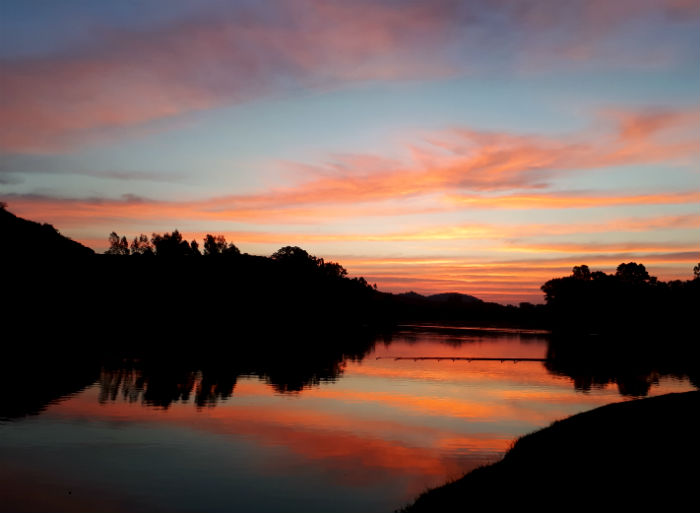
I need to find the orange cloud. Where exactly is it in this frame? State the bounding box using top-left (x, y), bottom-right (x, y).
top-left (7, 188), bottom-right (697, 237)
top-left (505, 241), bottom-right (698, 254)
top-left (446, 191), bottom-right (699, 209)
top-left (177, 108), bottom-right (697, 210)
top-left (118, 214), bottom-right (700, 256)
top-left (2, 103), bottom-right (696, 305)
top-left (340, 253), bottom-right (698, 303)
top-left (3, 105), bottom-right (698, 230)
top-left (212, 109), bottom-right (697, 210)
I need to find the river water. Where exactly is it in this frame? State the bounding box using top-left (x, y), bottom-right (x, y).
top-left (1, 326), bottom-right (694, 512)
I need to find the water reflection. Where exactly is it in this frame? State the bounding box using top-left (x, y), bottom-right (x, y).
top-left (1, 328), bottom-right (376, 419)
top-left (0, 353), bottom-right (100, 421)
top-left (544, 332), bottom-right (700, 397)
top-left (1, 327), bottom-right (697, 513)
top-left (98, 364), bottom-right (238, 409)
top-left (3, 327), bottom-right (698, 420)
top-left (94, 329), bottom-right (376, 409)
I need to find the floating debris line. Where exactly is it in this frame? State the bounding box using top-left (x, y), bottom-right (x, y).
top-left (376, 356), bottom-right (546, 363)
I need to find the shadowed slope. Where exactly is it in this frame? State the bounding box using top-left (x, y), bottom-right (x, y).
top-left (401, 391), bottom-right (699, 511)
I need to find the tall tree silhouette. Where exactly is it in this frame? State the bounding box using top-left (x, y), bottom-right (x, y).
top-left (105, 232), bottom-right (130, 255)
top-left (203, 234), bottom-right (227, 255)
top-left (130, 234), bottom-right (154, 256)
top-left (203, 234), bottom-right (240, 256)
top-left (151, 230), bottom-right (195, 256)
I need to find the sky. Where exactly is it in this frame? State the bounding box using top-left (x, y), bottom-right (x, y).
top-left (1, 0), bottom-right (698, 304)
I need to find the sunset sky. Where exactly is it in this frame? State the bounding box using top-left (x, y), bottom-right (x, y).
top-left (1, 0), bottom-right (698, 303)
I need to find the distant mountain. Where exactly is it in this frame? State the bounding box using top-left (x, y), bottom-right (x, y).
top-left (426, 292), bottom-right (483, 304)
top-left (0, 203), bottom-right (94, 257)
top-left (391, 289), bottom-right (544, 325)
top-left (398, 291), bottom-right (483, 304)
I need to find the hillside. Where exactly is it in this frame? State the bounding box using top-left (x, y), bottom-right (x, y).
top-left (401, 391), bottom-right (700, 511)
top-left (0, 203), bottom-right (94, 257)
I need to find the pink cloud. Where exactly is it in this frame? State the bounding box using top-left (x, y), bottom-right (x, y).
top-left (0, 1), bottom-right (461, 153)
top-left (507, 0), bottom-right (699, 71)
top-left (2, 1), bottom-right (696, 152)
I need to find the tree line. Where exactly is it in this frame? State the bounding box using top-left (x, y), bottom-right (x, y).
top-left (105, 230), bottom-right (241, 257)
top-left (103, 229), bottom-right (373, 288)
top-left (541, 261), bottom-right (699, 335)
top-left (5, 202), bottom-right (697, 348)
top-left (102, 227), bottom-right (698, 333)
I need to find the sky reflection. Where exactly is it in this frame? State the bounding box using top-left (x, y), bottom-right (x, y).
top-left (1, 331), bottom-right (694, 513)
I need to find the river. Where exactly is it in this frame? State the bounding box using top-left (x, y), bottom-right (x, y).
top-left (1, 325), bottom-right (694, 512)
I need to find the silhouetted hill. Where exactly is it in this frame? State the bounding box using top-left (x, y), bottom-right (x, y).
top-left (400, 391), bottom-right (700, 511)
top-left (2, 206), bottom-right (386, 341)
top-left (397, 292), bottom-right (482, 304)
top-left (4, 206), bottom-right (695, 334)
top-left (397, 291), bottom-right (425, 300)
top-left (0, 205), bottom-right (548, 331)
top-left (426, 292), bottom-right (482, 304)
top-left (390, 290), bottom-right (546, 327)
top-left (0, 203), bottom-right (94, 257)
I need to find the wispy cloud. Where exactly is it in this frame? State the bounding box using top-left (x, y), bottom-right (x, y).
top-left (2, 101), bottom-right (696, 304)
top-left (60, 213), bottom-right (690, 249)
top-left (503, 241), bottom-right (698, 254)
top-left (0, 166), bottom-right (184, 183)
top-left (0, 1), bottom-right (461, 152)
top-left (445, 191), bottom-right (699, 209)
top-left (213, 107), bottom-right (698, 209)
top-left (2, 105), bottom-right (697, 226)
top-left (341, 252), bottom-right (698, 303)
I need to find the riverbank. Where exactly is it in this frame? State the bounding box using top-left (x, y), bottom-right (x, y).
top-left (400, 390), bottom-right (699, 511)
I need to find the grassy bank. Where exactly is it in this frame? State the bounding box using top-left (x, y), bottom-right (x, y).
top-left (400, 391), bottom-right (699, 511)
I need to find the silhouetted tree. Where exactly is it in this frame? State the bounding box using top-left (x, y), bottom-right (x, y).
top-left (203, 234), bottom-right (240, 256)
top-left (572, 265), bottom-right (591, 280)
top-left (591, 271), bottom-right (608, 281)
top-left (105, 232), bottom-right (130, 255)
top-left (130, 234), bottom-right (154, 256)
top-left (271, 246), bottom-right (314, 263)
top-left (540, 262), bottom-right (699, 335)
top-left (694, 263), bottom-right (700, 280)
top-left (321, 261), bottom-right (348, 279)
top-left (203, 234), bottom-right (226, 255)
top-left (540, 277), bottom-right (564, 303)
top-left (151, 230), bottom-right (194, 256)
top-left (271, 246), bottom-right (324, 276)
top-left (615, 262), bottom-right (652, 284)
top-left (222, 242), bottom-right (240, 256)
top-left (354, 276), bottom-right (369, 287)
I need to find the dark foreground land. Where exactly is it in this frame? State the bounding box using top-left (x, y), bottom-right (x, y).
top-left (401, 391), bottom-right (699, 511)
